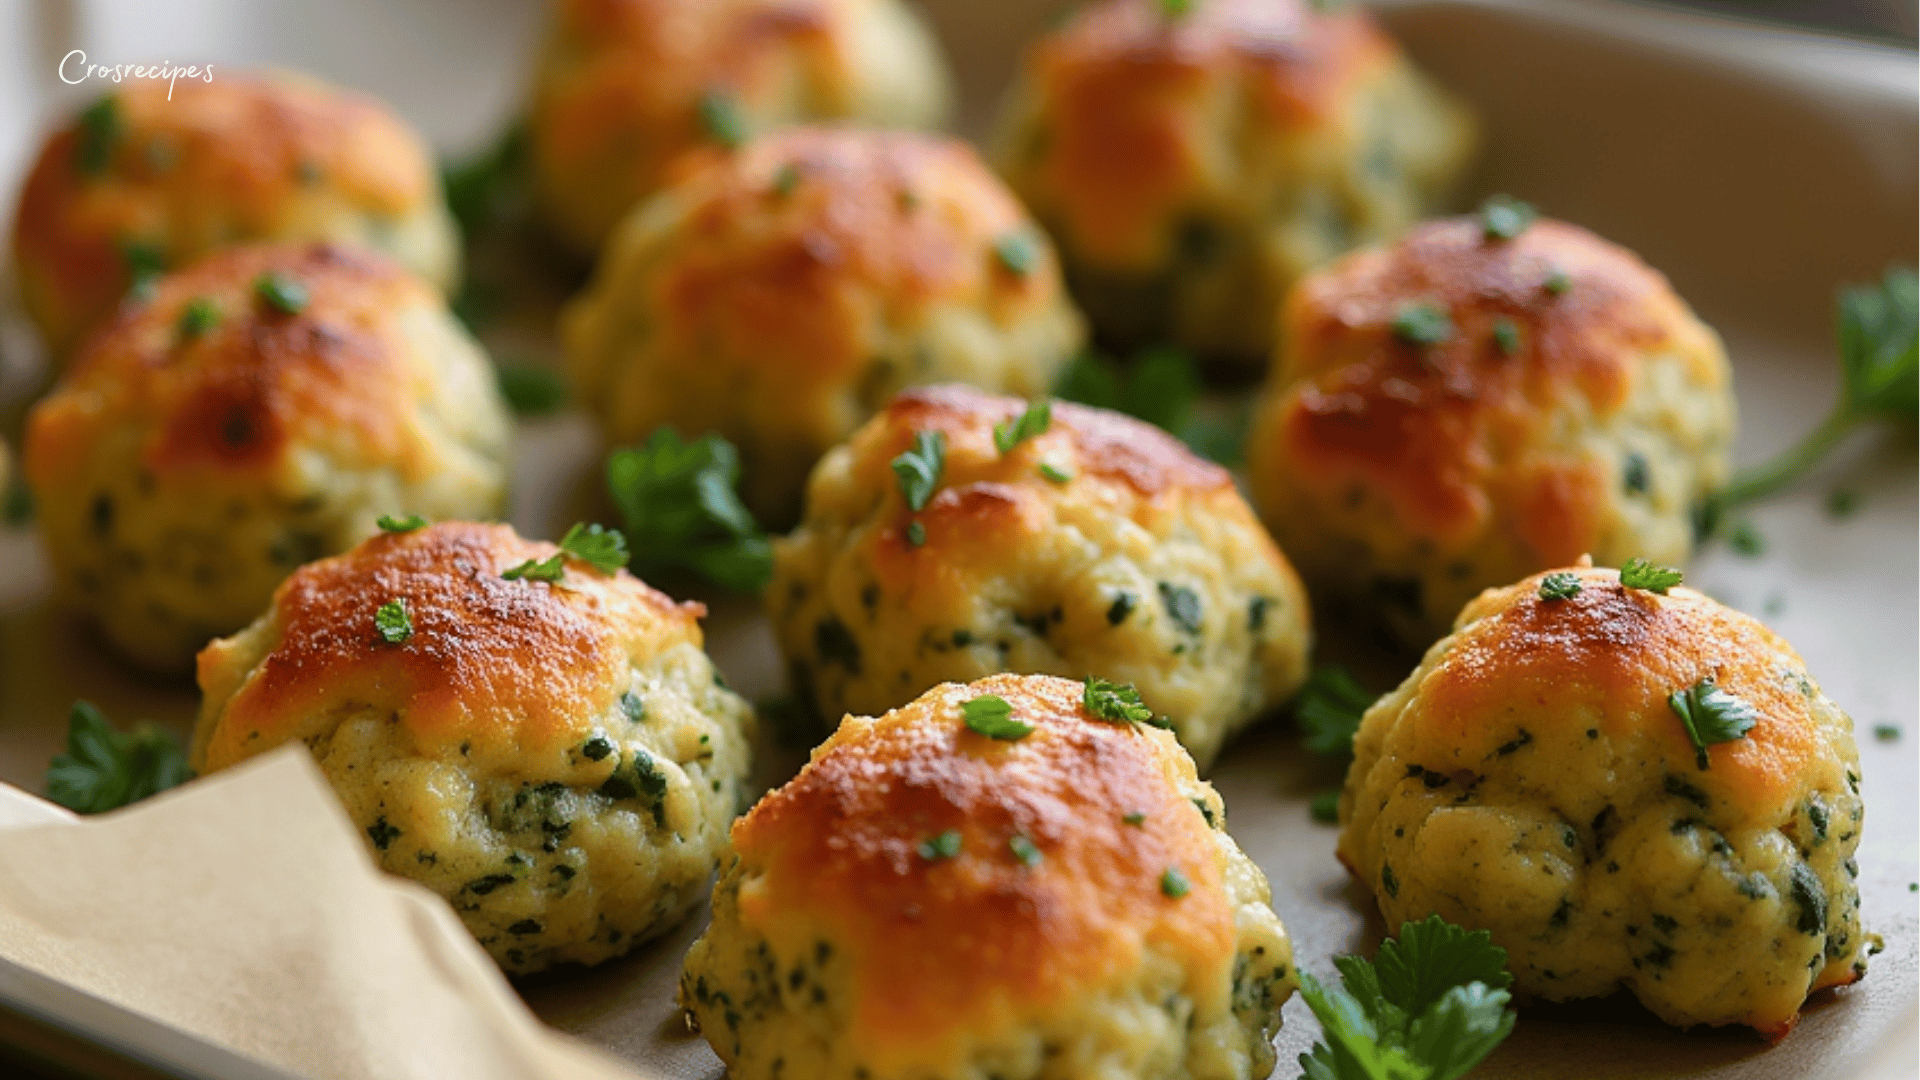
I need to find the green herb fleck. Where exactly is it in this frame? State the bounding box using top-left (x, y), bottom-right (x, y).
top-left (994, 231), bottom-right (1038, 276)
top-left (1038, 462), bottom-right (1072, 484)
top-left (377, 514), bottom-right (428, 533)
top-left (1160, 867), bottom-right (1191, 898)
top-left (367, 816), bottom-right (402, 850)
top-left (699, 89), bottom-right (746, 148)
top-left (1479, 194), bottom-right (1537, 241)
top-left (772, 162), bottom-right (801, 197)
top-left (961, 695), bottom-right (1031, 740)
top-left (1491, 317), bottom-right (1521, 356)
top-left (918, 829), bottom-right (962, 861)
top-left (1620, 558), bottom-right (1683, 593)
top-left (255, 272), bottom-right (308, 315)
top-left (177, 298), bottom-right (219, 339)
top-left (123, 240), bottom-right (166, 295)
top-left (1544, 269), bottom-right (1572, 295)
top-left (375, 598), bottom-right (413, 643)
top-left (1310, 789), bottom-right (1341, 824)
top-left (1009, 834), bottom-right (1042, 867)
top-left (1826, 488), bottom-right (1860, 519)
top-left (1158, 582), bottom-right (1202, 634)
top-left (994, 398), bottom-right (1051, 454)
top-left (892, 429), bottom-right (947, 512)
top-left (1392, 302), bottom-right (1454, 346)
top-left (45, 701), bottom-right (191, 814)
top-left (1162, 0), bottom-right (1195, 14)
top-left (1538, 571), bottom-right (1581, 601)
top-left (1296, 665), bottom-right (1375, 757)
top-left (581, 737), bottom-right (613, 762)
top-left (1728, 520), bottom-right (1766, 556)
top-left (1874, 724), bottom-right (1900, 742)
top-left (1669, 678), bottom-right (1758, 770)
top-left (1106, 591), bottom-right (1137, 625)
top-left (75, 96), bottom-right (123, 175)
top-left (502, 554), bottom-right (565, 583)
top-left (496, 363), bottom-right (568, 417)
top-left (606, 428), bottom-right (772, 591)
top-left (906, 520), bottom-right (926, 547)
top-left (1122, 811), bottom-right (1147, 826)
top-left (1083, 677), bottom-right (1153, 725)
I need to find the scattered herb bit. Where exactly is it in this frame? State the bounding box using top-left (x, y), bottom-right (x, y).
top-left (177, 298), bottom-right (219, 339)
top-left (699, 89), bottom-right (747, 148)
top-left (502, 554), bottom-right (564, 583)
top-left (441, 123), bottom-right (527, 236)
top-left (994, 231), bottom-right (1038, 276)
top-left (961, 695), bottom-right (1031, 740)
top-left (1728, 520), bottom-right (1766, 556)
top-left (559, 521), bottom-right (629, 574)
top-left (1122, 811), bottom-right (1147, 826)
top-left (496, 363), bottom-right (569, 417)
top-left (581, 737), bottom-right (614, 762)
top-left (123, 240), bottom-right (166, 295)
top-left (1826, 488), bottom-right (1860, 519)
top-left (1537, 571), bottom-right (1581, 601)
top-left (1107, 591), bottom-right (1138, 626)
top-left (1083, 677), bottom-right (1153, 725)
top-left (599, 749), bottom-right (669, 824)
top-left (1296, 665), bottom-right (1375, 758)
top-left (255, 272), bottom-right (308, 315)
top-left (377, 514), bottom-right (428, 533)
top-left (1009, 834), bottom-right (1042, 867)
top-left (1704, 267), bottom-right (1915, 531)
top-left (1669, 678), bottom-right (1758, 770)
top-left (1391, 302), bottom-right (1454, 346)
top-left (367, 816), bottom-right (402, 850)
top-left (994, 398), bottom-right (1052, 454)
top-left (1873, 724), bottom-right (1900, 742)
top-left (1055, 347), bottom-right (1195, 438)
top-left (606, 427), bottom-right (772, 591)
top-left (892, 430), bottom-right (947, 512)
top-left (1038, 462), bottom-right (1073, 484)
top-left (772, 162), bottom-right (801, 197)
top-left (1491, 317), bottom-right (1521, 356)
top-left (1620, 558), bottom-right (1683, 593)
top-left (1296, 915), bottom-right (1516, 1080)
top-left (375, 598), bottom-right (413, 643)
top-left (1544, 269), bottom-right (1572, 295)
top-left (1310, 789), bottom-right (1341, 824)
top-left (906, 520), bottom-right (926, 547)
top-left (1158, 582), bottom-right (1202, 634)
top-left (1160, 867), bottom-right (1191, 898)
top-left (918, 829), bottom-right (962, 861)
top-left (1478, 194), bottom-right (1537, 241)
top-left (1163, 0), bottom-right (1195, 13)
top-left (75, 95), bottom-right (122, 175)
top-left (45, 701), bottom-right (191, 814)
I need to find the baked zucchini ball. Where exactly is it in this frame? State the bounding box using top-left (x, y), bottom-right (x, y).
top-left (564, 128), bottom-right (1085, 522)
top-left (1337, 562), bottom-right (1868, 1037)
top-left (193, 522), bottom-right (756, 975)
top-left (23, 243), bottom-right (510, 672)
top-left (681, 673), bottom-right (1294, 1080)
top-left (770, 384), bottom-right (1310, 770)
top-left (993, 0), bottom-right (1475, 364)
top-left (528, 0), bottom-right (952, 254)
top-left (1246, 213), bottom-right (1734, 648)
top-left (12, 72), bottom-right (458, 362)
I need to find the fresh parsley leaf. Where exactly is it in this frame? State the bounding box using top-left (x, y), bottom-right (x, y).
top-left (1009, 834), bottom-right (1042, 867)
top-left (1668, 677), bottom-right (1758, 770)
top-left (375, 598), bottom-right (413, 643)
top-left (1160, 867), bottom-right (1191, 898)
top-left (1491, 317), bottom-right (1520, 356)
top-left (1619, 558), bottom-right (1683, 594)
top-left (906, 519), bottom-right (927, 546)
top-left (1122, 811), bottom-right (1147, 826)
top-left (558, 521), bottom-right (628, 574)
top-left (1537, 571), bottom-right (1581, 601)
top-left (1478, 194), bottom-right (1537, 241)
top-left (699, 89), bottom-right (747, 148)
top-left (1544, 268), bottom-right (1572, 296)
top-left (255, 272), bottom-right (308, 315)
top-left (918, 829), bottom-right (962, 860)
top-left (892, 430), bottom-right (947, 512)
top-left (75, 95), bottom-right (122, 176)
top-left (1083, 677), bottom-right (1153, 724)
top-left (46, 701), bottom-right (191, 814)
top-left (961, 694), bottom-right (1031, 740)
top-left (1038, 462), bottom-right (1072, 484)
top-left (1373, 914), bottom-right (1515, 1017)
top-left (496, 363), bottom-right (569, 417)
top-left (1310, 789), bottom-right (1341, 824)
top-left (377, 514), bottom-right (428, 533)
top-left (502, 554), bottom-right (564, 582)
top-left (1296, 665), bottom-right (1375, 757)
top-left (994, 398), bottom-right (1052, 454)
top-left (1392, 303), bottom-right (1453, 346)
top-left (606, 427), bottom-right (773, 591)
top-left (994, 231), bottom-right (1039, 276)
top-left (177, 298), bottom-right (219, 339)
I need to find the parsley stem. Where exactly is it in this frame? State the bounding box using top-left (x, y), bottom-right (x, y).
top-left (1713, 407), bottom-right (1857, 515)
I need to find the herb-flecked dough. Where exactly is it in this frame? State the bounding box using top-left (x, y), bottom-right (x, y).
top-left (1336, 563), bottom-right (1869, 1037)
top-left (191, 523), bottom-right (757, 975)
top-left (680, 673), bottom-right (1295, 1080)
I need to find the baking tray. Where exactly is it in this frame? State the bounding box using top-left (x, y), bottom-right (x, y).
top-left (0, 1), bottom-right (1914, 1078)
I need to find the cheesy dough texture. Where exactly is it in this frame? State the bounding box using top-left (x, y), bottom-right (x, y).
top-left (1337, 565), bottom-right (1868, 1037)
top-left (993, 0), bottom-right (1475, 364)
top-left (1246, 216), bottom-right (1734, 648)
top-left (528, 0), bottom-right (951, 253)
top-left (193, 523), bottom-right (757, 975)
top-left (681, 674), bottom-right (1294, 1080)
top-left (770, 384), bottom-right (1311, 771)
top-left (12, 73), bottom-right (457, 361)
top-left (23, 243), bottom-right (510, 672)
top-left (564, 127), bottom-right (1085, 522)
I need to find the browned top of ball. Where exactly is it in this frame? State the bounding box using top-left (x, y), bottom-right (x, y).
top-left (196, 523), bottom-right (701, 770)
top-left (731, 674), bottom-right (1234, 1067)
top-left (1273, 217), bottom-right (1723, 542)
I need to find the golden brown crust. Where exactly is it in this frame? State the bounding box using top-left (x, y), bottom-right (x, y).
top-left (1434, 566), bottom-right (1819, 816)
top-left (1272, 217), bottom-right (1724, 549)
top-left (11, 74), bottom-right (435, 356)
top-left (26, 244), bottom-right (432, 484)
top-left (195, 523), bottom-right (701, 770)
top-left (731, 673), bottom-right (1233, 1061)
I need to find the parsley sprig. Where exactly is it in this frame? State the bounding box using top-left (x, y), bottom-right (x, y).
top-left (892, 430), bottom-right (947, 512)
top-left (1704, 267), bottom-right (1917, 532)
top-left (1477, 194), bottom-right (1537, 241)
top-left (1298, 915), bottom-right (1516, 1080)
top-left (1537, 571), bottom-right (1581, 601)
top-left (1297, 665), bottom-right (1375, 757)
top-left (375, 598), bottom-right (413, 643)
top-left (994, 399), bottom-right (1051, 454)
top-left (503, 523), bottom-right (629, 583)
top-left (46, 701), bottom-right (192, 814)
top-left (1619, 558), bottom-right (1683, 594)
top-left (1669, 678), bottom-right (1758, 770)
top-left (606, 428), bottom-right (772, 591)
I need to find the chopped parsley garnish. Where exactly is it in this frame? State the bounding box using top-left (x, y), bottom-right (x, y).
top-left (1083, 677), bottom-right (1153, 725)
top-left (367, 817), bottom-right (402, 850)
top-left (892, 429), bottom-right (946, 512)
top-left (906, 520), bottom-right (926, 547)
top-left (1009, 834), bottom-right (1042, 867)
top-left (1296, 915), bottom-right (1516, 1080)
top-left (994, 231), bottom-right (1039, 276)
top-left (1875, 724), bottom-right (1901, 742)
top-left (1310, 789), bottom-right (1341, 824)
top-left (994, 398), bottom-right (1051, 454)
top-left (255, 272), bottom-right (308, 315)
top-left (1544, 269), bottom-right (1572, 295)
top-left (375, 598), bottom-right (413, 643)
top-left (606, 427), bottom-right (772, 591)
top-left (496, 363), bottom-right (569, 417)
top-left (75, 95), bottom-right (121, 175)
top-left (45, 701), bottom-right (191, 814)
top-left (772, 162), bottom-right (801, 197)
top-left (1038, 462), bottom-right (1072, 483)
top-left (1160, 867), bottom-right (1191, 898)
top-left (1491, 317), bottom-right (1520, 356)
top-left (123, 240), bottom-right (166, 295)
top-left (177, 298), bottom-right (219, 339)
top-left (502, 554), bottom-right (565, 583)
top-left (698, 89), bottom-right (747, 148)
top-left (1296, 665), bottom-right (1375, 757)
top-left (1122, 811), bottom-right (1147, 826)
top-left (377, 514), bottom-right (428, 533)
top-left (1478, 194), bottom-right (1537, 241)
top-left (1537, 571), bottom-right (1581, 601)
top-left (1162, 0), bottom-right (1196, 14)
top-left (558, 521), bottom-right (629, 574)
top-left (1703, 266), bottom-right (1915, 533)
top-left (1826, 488), bottom-right (1860, 519)
top-left (1728, 520), bottom-right (1766, 556)
top-left (1391, 302), bottom-right (1453, 346)
top-left (1669, 678), bottom-right (1758, 770)
top-left (918, 829), bottom-right (962, 861)
top-left (1619, 558), bottom-right (1683, 593)
top-left (961, 694), bottom-right (1031, 740)
top-left (1158, 582), bottom-right (1202, 634)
